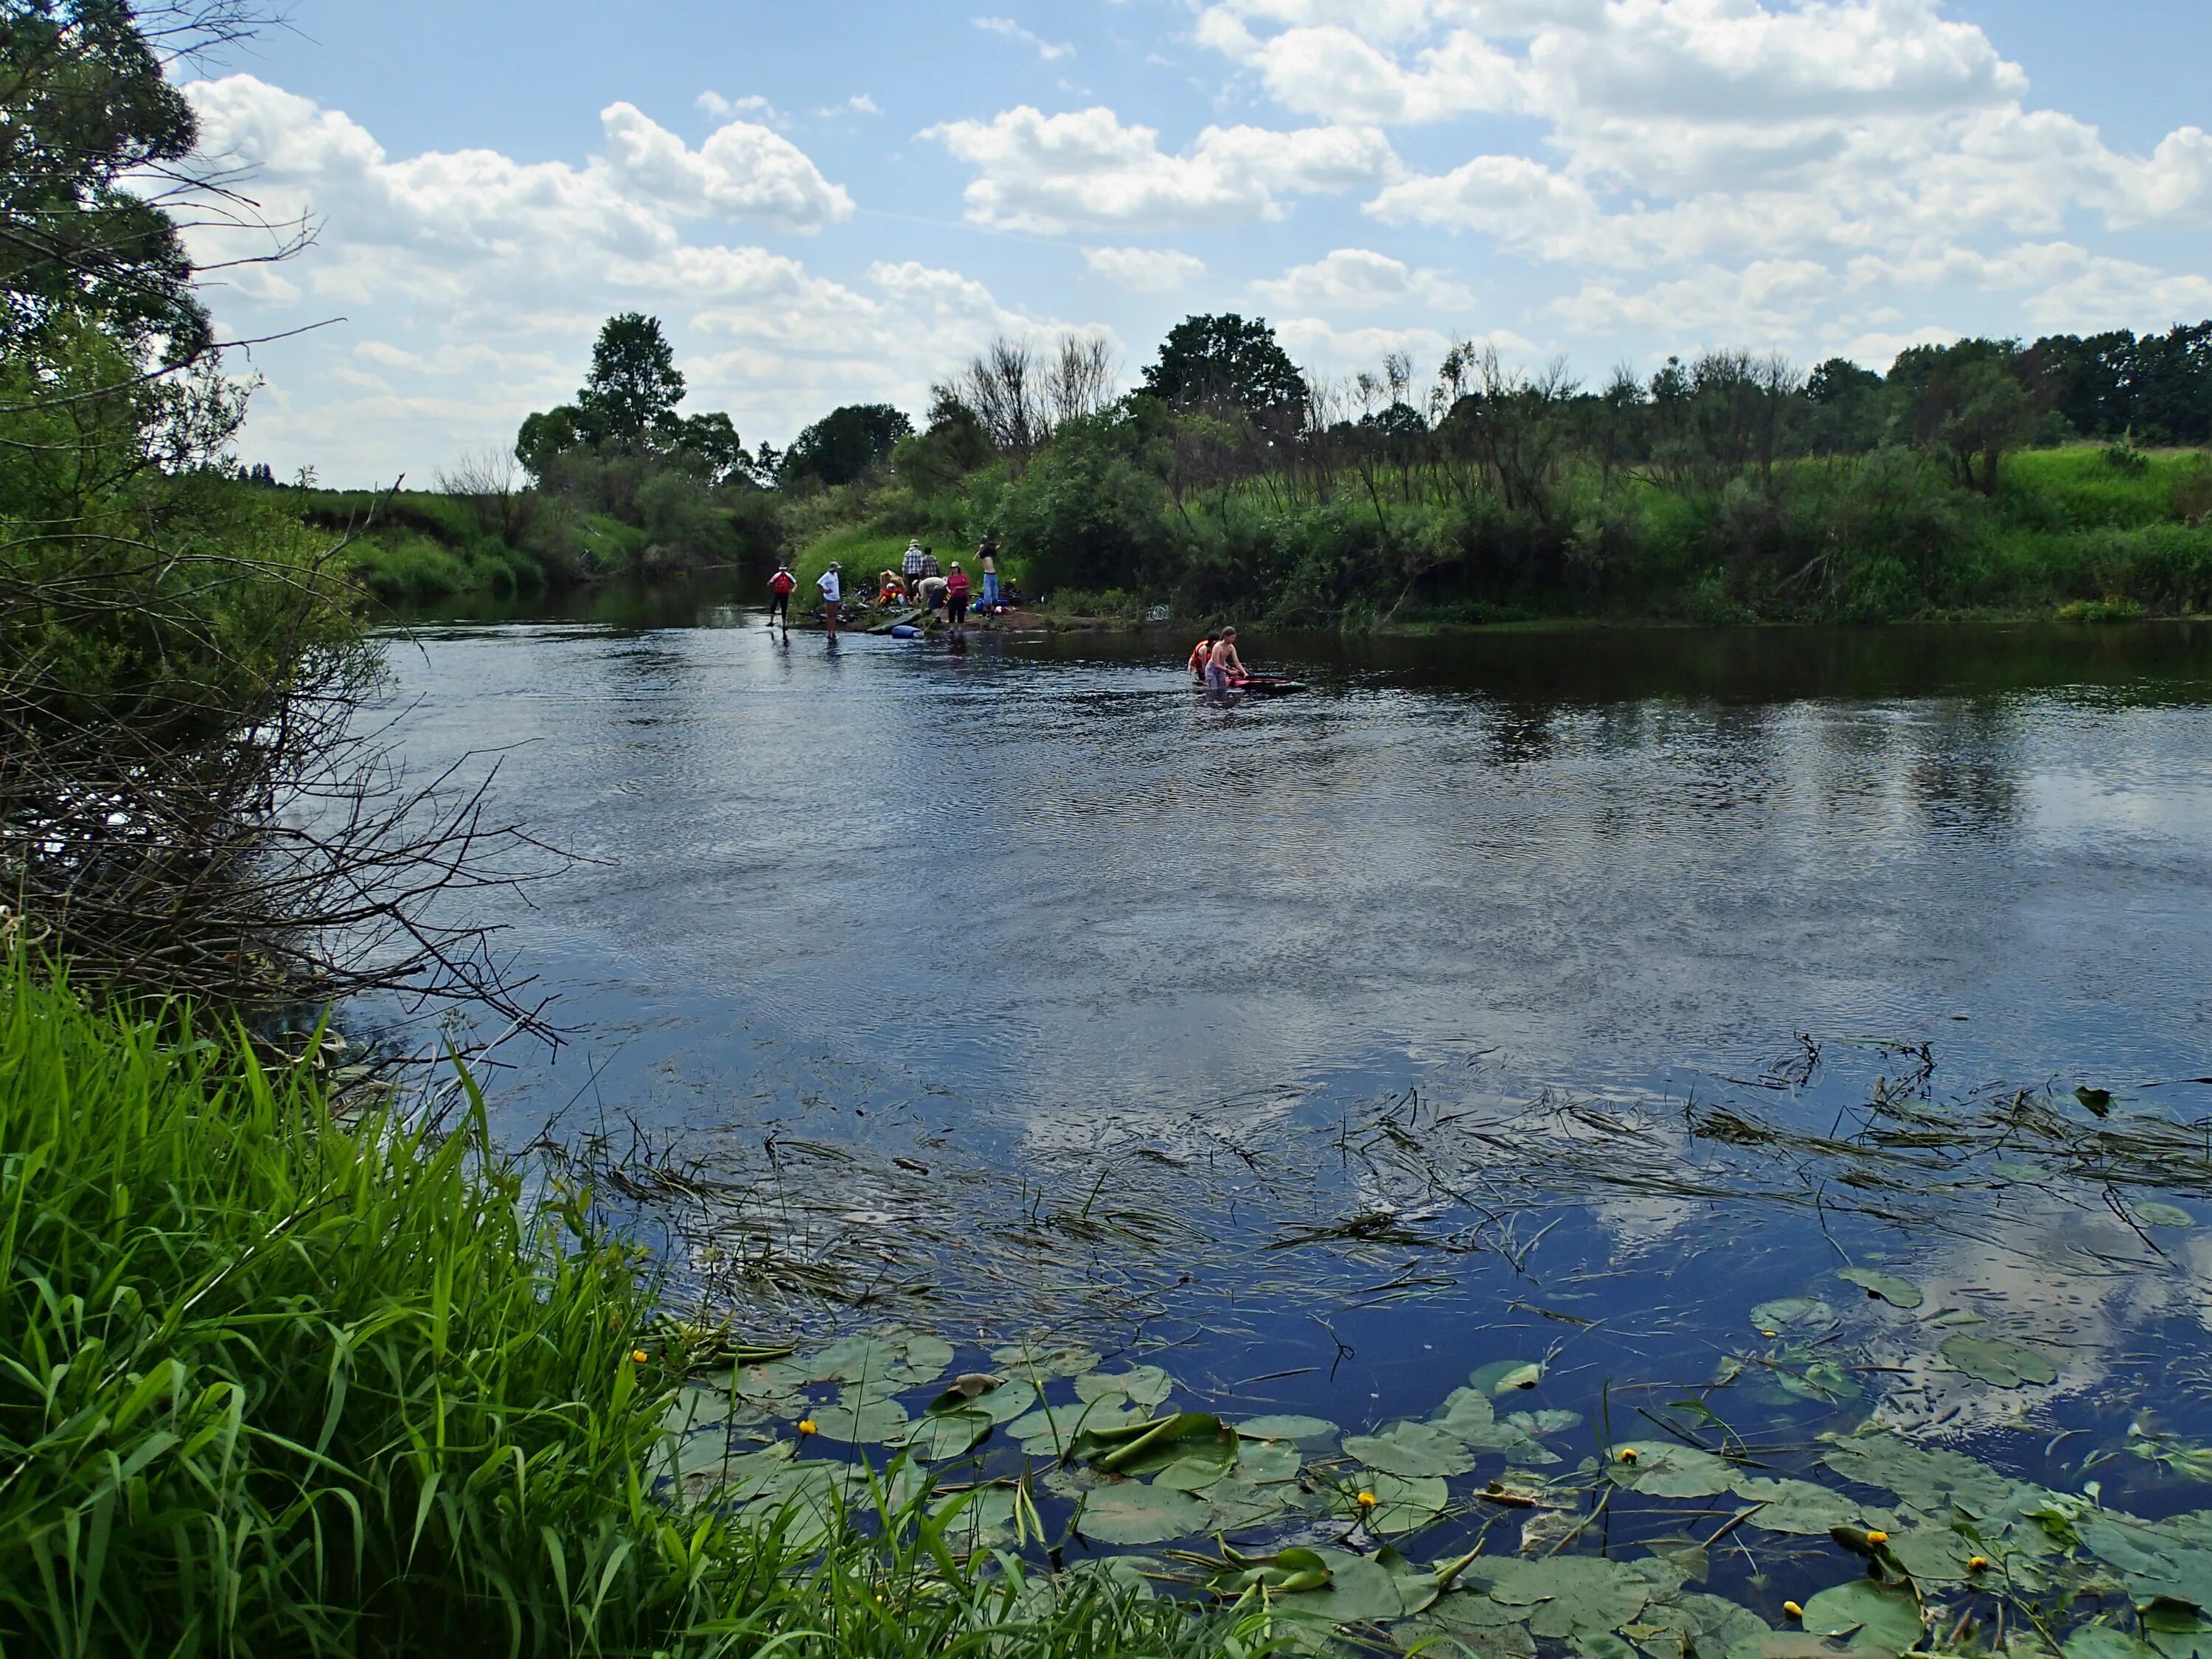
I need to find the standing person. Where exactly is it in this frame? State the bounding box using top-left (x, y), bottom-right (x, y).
top-left (1205, 627), bottom-right (1246, 692)
top-left (767, 561), bottom-right (796, 629)
top-left (817, 562), bottom-right (843, 633)
top-left (978, 533), bottom-right (1002, 609)
top-left (919, 546), bottom-right (942, 585)
top-left (1187, 634), bottom-right (1216, 682)
top-left (902, 538), bottom-right (925, 593)
top-left (945, 562), bottom-right (972, 636)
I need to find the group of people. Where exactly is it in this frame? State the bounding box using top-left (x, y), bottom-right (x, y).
top-left (1187, 628), bottom-right (1248, 690)
top-left (765, 534), bottom-right (1012, 637)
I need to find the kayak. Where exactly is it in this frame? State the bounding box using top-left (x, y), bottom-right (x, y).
top-left (1194, 673), bottom-right (1308, 697)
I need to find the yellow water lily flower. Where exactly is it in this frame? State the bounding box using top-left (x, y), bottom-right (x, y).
top-left (1618, 1447), bottom-right (1639, 1464)
top-left (630, 1350), bottom-right (650, 1364)
top-left (1357, 1491), bottom-right (1379, 1509)
top-left (1968, 1557), bottom-right (1990, 1572)
top-left (1783, 1603), bottom-right (1804, 1621)
top-left (798, 1419), bottom-right (819, 1436)
top-left (1865, 1529), bottom-right (1890, 1545)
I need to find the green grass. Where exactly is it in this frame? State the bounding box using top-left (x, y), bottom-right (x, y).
top-left (0, 961), bottom-right (1285, 1659)
top-left (790, 527), bottom-right (1032, 610)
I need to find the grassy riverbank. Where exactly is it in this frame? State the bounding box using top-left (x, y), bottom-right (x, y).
top-left (0, 961), bottom-right (1273, 1658)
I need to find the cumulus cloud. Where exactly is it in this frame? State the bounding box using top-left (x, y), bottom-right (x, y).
top-left (1084, 246), bottom-right (1207, 292)
top-left (173, 76), bottom-right (1077, 481)
top-left (1252, 247), bottom-right (1472, 312)
top-left (1197, 0), bottom-right (2212, 349)
top-left (924, 104), bottom-right (1399, 232)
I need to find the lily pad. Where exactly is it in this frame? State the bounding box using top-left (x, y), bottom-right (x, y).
top-left (1239, 1439), bottom-right (1304, 1484)
top-left (1507, 1409), bottom-right (1584, 1437)
top-left (804, 1335), bottom-right (905, 1385)
top-left (1281, 1546), bottom-right (1441, 1623)
top-left (990, 1340), bottom-right (1102, 1377)
top-left (1344, 1421), bottom-right (1481, 1478)
top-left (1749, 1298), bottom-right (1837, 1337)
top-left (1941, 1333), bottom-right (2059, 1388)
top-left (930, 1484), bottom-right (1020, 1547)
top-left (2068, 1628), bottom-right (2168, 1659)
top-left (812, 1392), bottom-right (910, 1444)
top-left (1773, 1359), bottom-right (1863, 1407)
top-left (2139, 1203), bottom-right (2195, 1229)
top-left (1484, 1556), bottom-right (1655, 1639)
top-left (905, 1410), bottom-right (991, 1461)
top-left (1364, 1472), bottom-right (1453, 1534)
top-left (1075, 1366), bottom-right (1175, 1408)
top-left (1076, 1482), bottom-right (1206, 1545)
top-left (1009, 1398), bottom-right (1140, 1452)
top-left (1837, 1268), bottom-right (1925, 1310)
top-left (1237, 1413), bottom-right (1340, 1446)
top-left (1072, 1412), bottom-right (1238, 1477)
top-left (1732, 1477), bottom-right (1863, 1535)
top-left (1610, 1441), bottom-right (1736, 1499)
top-left (1203, 1476), bottom-right (1301, 1532)
top-left (1992, 1160), bottom-right (2053, 1185)
top-left (1798, 1579), bottom-right (1923, 1650)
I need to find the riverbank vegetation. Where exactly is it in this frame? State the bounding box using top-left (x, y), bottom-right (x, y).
top-left (0, 958), bottom-right (1283, 1659)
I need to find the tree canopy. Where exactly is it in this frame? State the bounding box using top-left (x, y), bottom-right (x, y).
top-left (1139, 314), bottom-right (1305, 425)
top-left (577, 312), bottom-right (687, 446)
top-left (0, 0), bottom-right (211, 356)
top-left (779, 403), bottom-right (914, 487)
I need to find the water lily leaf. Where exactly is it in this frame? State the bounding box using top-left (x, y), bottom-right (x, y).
top-left (1009, 1399), bottom-right (1141, 1453)
top-left (1576, 1634), bottom-right (1638, 1659)
top-left (1152, 1455), bottom-right (1231, 1492)
top-left (1992, 1159), bottom-right (2053, 1185)
top-left (812, 1392), bottom-right (910, 1444)
top-left (1774, 1360), bottom-right (1862, 1406)
top-left (1203, 1475), bottom-right (1301, 1532)
top-left (1211, 1546), bottom-right (1335, 1596)
top-left (905, 1410), bottom-right (991, 1461)
top-left (930, 1484), bottom-right (1019, 1548)
top-left (1472, 1360), bottom-right (1548, 1396)
top-left (1610, 1442), bottom-right (1736, 1499)
top-left (1507, 1410), bottom-right (1584, 1437)
top-left (1837, 1269), bottom-right (1924, 1310)
top-left (677, 1431), bottom-right (790, 1486)
top-left (1074, 1412), bottom-right (1237, 1477)
top-left (1238, 1413), bottom-right (1338, 1446)
top-left (1076, 1482), bottom-right (1206, 1545)
top-left (1882, 1526), bottom-right (1978, 1583)
top-left (1799, 1579), bottom-right (1923, 1650)
top-left (1941, 1334), bottom-right (2059, 1388)
top-left (1239, 1439), bottom-right (1304, 1484)
top-left (1749, 1298), bottom-right (1837, 1336)
top-left (2139, 1203), bottom-right (2195, 1228)
top-left (1821, 1433), bottom-right (2014, 1515)
top-left (1417, 1597), bottom-right (1541, 1659)
top-left (991, 1340), bottom-right (1102, 1377)
top-left (1486, 1556), bottom-right (1654, 1638)
top-left (1075, 1366), bottom-right (1174, 1408)
top-left (1732, 1477), bottom-right (1863, 1535)
top-left (1344, 1421), bottom-right (1481, 1478)
top-left (1364, 1472), bottom-right (1451, 1534)
top-left (804, 1335), bottom-right (903, 1385)
top-left (1281, 1547), bottom-right (1441, 1623)
top-left (2069, 1627), bottom-right (2170, 1659)
top-left (897, 1333), bottom-right (954, 1383)
top-left (1438, 1387), bottom-right (1499, 1431)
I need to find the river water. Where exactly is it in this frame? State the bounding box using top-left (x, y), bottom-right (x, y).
top-left (374, 589), bottom-right (2212, 1528)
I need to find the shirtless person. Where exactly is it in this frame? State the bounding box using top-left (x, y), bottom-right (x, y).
top-left (1205, 627), bottom-right (1247, 691)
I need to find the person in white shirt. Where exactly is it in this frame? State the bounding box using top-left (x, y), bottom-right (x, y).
top-left (817, 563), bottom-right (843, 632)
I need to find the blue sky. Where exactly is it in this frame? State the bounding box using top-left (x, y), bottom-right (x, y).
top-left (180, 1), bottom-right (2212, 485)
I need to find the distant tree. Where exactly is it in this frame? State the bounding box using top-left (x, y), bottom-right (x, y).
top-left (515, 404), bottom-right (588, 483)
top-left (577, 313), bottom-right (686, 447)
top-left (895, 386), bottom-right (995, 494)
top-left (779, 403), bottom-right (914, 487)
top-left (1889, 339), bottom-right (2037, 494)
top-left (1804, 358), bottom-right (1888, 456)
top-left (1141, 313), bottom-right (1306, 428)
top-left (672, 411), bottom-right (748, 483)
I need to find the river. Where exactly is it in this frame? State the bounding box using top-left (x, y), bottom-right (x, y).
top-left (371, 588), bottom-right (2212, 1565)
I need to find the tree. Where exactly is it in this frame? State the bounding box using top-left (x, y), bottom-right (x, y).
top-left (514, 404), bottom-right (588, 483)
top-left (0, 0), bottom-right (213, 356)
top-left (779, 403), bottom-right (914, 487)
top-left (1804, 358), bottom-right (1887, 456)
top-left (672, 410), bottom-right (747, 484)
top-left (1889, 339), bottom-right (2037, 494)
top-left (1140, 313), bottom-right (1306, 428)
top-left (895, 386), bottom-right (994, 495)
top-left (577, 312), bottom-right (686, 447)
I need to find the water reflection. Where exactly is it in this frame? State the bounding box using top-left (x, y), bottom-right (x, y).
top-left (369, 602), bottom-right (2212, 1501)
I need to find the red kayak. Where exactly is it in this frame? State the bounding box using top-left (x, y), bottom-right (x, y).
top-left (1194, 672), bottom-right (1308, 697)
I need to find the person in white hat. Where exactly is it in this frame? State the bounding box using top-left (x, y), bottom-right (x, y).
top-left (816, 562), bottom-right (843, 633)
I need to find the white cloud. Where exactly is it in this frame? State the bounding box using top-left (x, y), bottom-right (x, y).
top-left (173, 75), bottom-right (1083, 481)
top-left (695, 91), bottom-right (787, 129)
top-left (1252, 247), bottom-right (1472, 312)
top-left (1084, 246), bottom-right (1207, 292)
top-left (924, 104), bottom-right (1398, 233)
top-left (973, 15), bottom-right (1074, 60)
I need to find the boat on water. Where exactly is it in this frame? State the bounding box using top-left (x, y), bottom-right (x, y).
top-left (1194, 672), bottom-right (1308, 697)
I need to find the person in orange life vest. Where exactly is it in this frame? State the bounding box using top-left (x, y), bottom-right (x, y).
top-left (768, 561), bottom-right (796, 628)
top-left (946, 562), bottom-right (972, 635)
top-left (1188, 636), bottom-right (1216, 682)
top-left (879, 569), bottom-right (908, 605)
